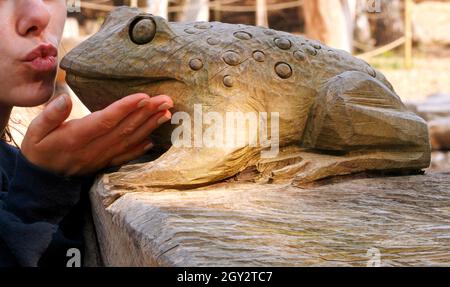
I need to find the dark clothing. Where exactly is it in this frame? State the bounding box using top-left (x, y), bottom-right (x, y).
top-left (0, 141), bottom-right (93, 266)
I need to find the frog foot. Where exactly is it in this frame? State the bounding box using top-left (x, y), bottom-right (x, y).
top-left (263, 149), bottom-right (429, 187)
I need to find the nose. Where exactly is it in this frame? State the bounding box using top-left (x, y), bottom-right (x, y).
top-left (16, 0), bottom-right (51, 37)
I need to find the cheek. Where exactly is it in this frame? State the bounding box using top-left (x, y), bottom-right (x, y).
top-left (0, 10), bottom-right (15, 70)
top-left (48, 3), bottom-right (67, 43)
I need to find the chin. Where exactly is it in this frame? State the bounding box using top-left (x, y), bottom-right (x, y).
top-left (11, 80), bottom-right (56, 108)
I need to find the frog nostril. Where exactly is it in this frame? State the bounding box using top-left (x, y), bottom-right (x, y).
top-left (130, 17), bottom-right (156, 45)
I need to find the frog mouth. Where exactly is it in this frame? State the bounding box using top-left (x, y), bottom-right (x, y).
top-left (60, 57), bottom-right (181, 87)
top-left (62, 63), bottom-right (183, 112)
top-left (63, 69), bottom-right (179, 86)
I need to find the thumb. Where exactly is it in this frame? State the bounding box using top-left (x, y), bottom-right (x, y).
top-left (28, 94), bottom-right (72, 142)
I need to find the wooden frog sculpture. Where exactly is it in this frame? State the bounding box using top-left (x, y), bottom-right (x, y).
top-left (61, 7), bottom-right (430, 194)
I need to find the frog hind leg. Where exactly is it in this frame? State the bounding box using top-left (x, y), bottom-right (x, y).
top-left (272, 71), bottom-right (430, 185)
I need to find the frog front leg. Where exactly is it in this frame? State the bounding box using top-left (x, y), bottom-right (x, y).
top-left (269, 71), bottom-right (430, 184)
top-left (104, 145), bottom-right (260, 191)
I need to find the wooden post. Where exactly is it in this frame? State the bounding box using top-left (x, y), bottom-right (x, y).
top-left (213, 0), bottom-right (221, 21)
top-left (405, 0), bottom-right (413, 69)
top-left (303, 0), bottom-right (353, 52)
top-left (374, 0), bottom-right (404, 46)
top-left (177, 0), bottom-right (210, 22)
top-left (146, 0), bottom-right (168, 18)
top-left (256, 0), bottom-right (269, 27)
top-left (130, 0), bottom-right (138, 7)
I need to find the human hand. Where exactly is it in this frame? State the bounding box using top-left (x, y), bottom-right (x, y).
top-left (21, 93), bottom-right (172, 177)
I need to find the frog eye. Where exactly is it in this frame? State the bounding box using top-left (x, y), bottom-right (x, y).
top-left (130, 17), bottom-right (156, 45)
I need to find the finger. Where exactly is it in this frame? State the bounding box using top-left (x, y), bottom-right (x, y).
top-left (27, 94), bottom-right (72, 143)
top-left (109, 140), bottom-right (154, 167)
top-left (74, 93), bottom-right (151, 141)
top-left (135, 94), bottom-right (173, 113)
top-left (92, 102), bottom-right (159, 146)
top-left (89, 95), bottom-right (173, 148)
top-left (99, 110), bottom-right (171, 160)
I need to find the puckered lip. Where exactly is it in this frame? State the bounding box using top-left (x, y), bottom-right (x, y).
top-left (23, 43), bottom-right (57, 62)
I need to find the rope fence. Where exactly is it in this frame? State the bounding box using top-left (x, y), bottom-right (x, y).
top-left (79, 0), bottom-right (302, 13)
top-left (356, 36), bottom-right (406, 60)
top-left (74, 0), bottom-right (414, 66)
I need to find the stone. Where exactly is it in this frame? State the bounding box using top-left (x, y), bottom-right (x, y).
top-left (90, 173), bottom-right (450, 267)
top-left (409, 93), bottom-right (450, 122)
top-left (252, 50), bottom-right (265, 62)
top-left (189, 58), bottom-right (203, 71)
top-left (293, 50), bottom-right (306, 61)
top-left (184, 28), bottom-right (197, 34)
top-left (274, 37), bottom-right (292, 50)
top-left (222, 75), bottom-right (234, 88)
top-left (303, 45), bottom-right (317, 56)
top-left (429, 152), bottom-right (450, 172)
top-left (312, 43), bottom-right (322, 50)
top-left (194, 22), bottom-right (212, 30)
top-left (60, 7), bottom-right (430, 197)
top-left (263, 29), bottom-right (275, 36)
top-left (407, 93), bottom-right (450, 151)
top-left (222, 50), bottom-right (241, 66)
top-left (233, 31), bottom-right (252, 40)
top-left (206, 37), bottom-right (219, 45)
top-left (429, 117), bottom-right (450, 151)
top-left (274, 62), bottom-right (292, 79)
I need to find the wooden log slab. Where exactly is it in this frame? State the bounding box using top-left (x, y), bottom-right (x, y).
top-left (90, 173), bottom-right (450, 267)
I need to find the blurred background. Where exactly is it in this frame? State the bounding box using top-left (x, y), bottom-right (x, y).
top-left (60, 0), bottom-right (450, 102)
top-left (10, 0), bottom-right (450, 170)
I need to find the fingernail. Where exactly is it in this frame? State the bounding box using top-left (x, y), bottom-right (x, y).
top-left (157, 114), bottom-right (171, 125)
top-left (54, 96), bottom-right (67, 111)
top-left (137, 99), bottom-right (151, 108)
top-left (157, 102), bottom-right (172, 111)
top-left (143, 142), bottom-right (154, 151)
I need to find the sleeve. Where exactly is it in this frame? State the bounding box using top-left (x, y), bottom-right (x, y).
top-left (0, 151), bottom-right (89, 267)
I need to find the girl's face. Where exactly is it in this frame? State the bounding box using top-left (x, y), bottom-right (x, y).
top-left (0, 0), bottom-right (66, 108)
